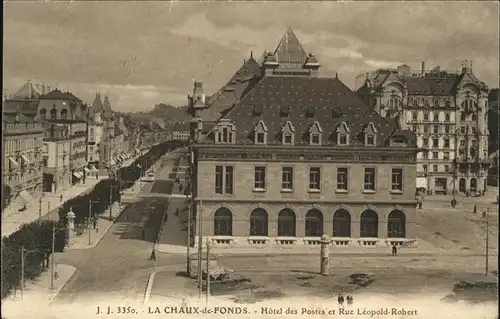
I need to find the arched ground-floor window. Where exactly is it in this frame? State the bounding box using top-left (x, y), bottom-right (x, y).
top-left (214, 208), bottom-right (232, 236)
top-left (305, 209), bottom-right (323, 237)
top-left (278, 209), bottom-right (296, 236)
top-left (387, 210), bottom-right (406, 238)
top-left (250, 208), bottom-right (268, 236)
top-left (360, 210), bottom-right (378, 237)
top-left (332, 209), bottom-right (351, 237)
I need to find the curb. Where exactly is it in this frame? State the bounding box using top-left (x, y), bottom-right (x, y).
top-left (66, 204), bottom-right (127, 250)
top-left (143, 270), bottom-right (158, 304)
top-left (48, 265), bottom-right (77, 304)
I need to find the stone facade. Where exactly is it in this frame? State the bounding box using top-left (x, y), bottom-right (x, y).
top-left (189, 28), bottom-right (419, 251)
top-left (194, 149), bottom-right (417, 248)
top-left (3, 120), bottom-right (45, 201)
top-left (357, 62), bottom-right (491, 195)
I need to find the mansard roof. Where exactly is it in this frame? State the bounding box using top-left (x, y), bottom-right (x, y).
top-left (206, 75), bottom-right (415, 147)
top-left (196, 57), bottom-right (262, 122)
top-left (39, 89), bottom-right (81, 101)
top-left (358, 66), bottom-right (489, 96)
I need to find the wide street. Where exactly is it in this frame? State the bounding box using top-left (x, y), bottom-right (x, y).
top-left (51, 151), bottom-right (187, 306)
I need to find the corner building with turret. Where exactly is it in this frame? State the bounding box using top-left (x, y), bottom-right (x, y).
top-left (356, 62), bottom-right (492, 195)
top-left (188, 28), bottom-right (420, 250)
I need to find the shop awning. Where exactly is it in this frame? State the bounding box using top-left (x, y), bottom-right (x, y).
top-left (18, 190), bottom-right (32, 206)
top-left (20, 155), bottom-right (30, 165)
top-left (9, 157), bottom-right (19, 169)
top-left (416, 177), bottom-right (427, 189)
top-left (84, 167), bottom-right (91, 173)
top-left (90, 165), bottom-right (98, 172)
top-left (73, 172), bottom-right (82, 179)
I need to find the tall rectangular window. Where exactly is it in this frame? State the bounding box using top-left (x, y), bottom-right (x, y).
top-left (433, 138), bottom-right (439, 147)
top-left (364, 168), bottom-right (376, 191)
top-left (225, 166), bottom-right (234, 194)
top-left (336, 167), bottom-right (348, 190)
top-left (391, 168), bottom-right (403, 191)
top-left (222, 128), bottom-right (228, 143)
top-left (215, 166), bottom-right (223, 194)
top-left (254, 166), bottom-right (266, 190)
top-left (309, 167), bottom-right (321, 190)
top-left (281, 167), bottom-right (294, 190)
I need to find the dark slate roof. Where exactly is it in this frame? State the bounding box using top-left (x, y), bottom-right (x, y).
top-left (213, 76), bottom-right (414, 147)
top-left (404, 77), bottom-right (459, 95)
top-left (358, 68), bottom-right (488, 96)
top-left (197, 57), bottom-right (262, 122)
top-left (39, 89), bottom-right (81, 101)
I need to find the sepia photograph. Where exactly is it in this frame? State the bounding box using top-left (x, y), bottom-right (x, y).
top-left (1, 1), bottom-right (499, 318)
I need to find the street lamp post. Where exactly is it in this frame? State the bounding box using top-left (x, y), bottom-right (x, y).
top-left (451, 127), bottom-right (462, 208)
top-left (88, 199), bottom-right (101, 245)
top-left (205, 240), bottom-right (211, 304)
top-left (483, 208), bottom-right (490, 276)
top-left (50, 223), bottom-right (68, 289)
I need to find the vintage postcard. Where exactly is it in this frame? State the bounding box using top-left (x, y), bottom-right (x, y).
top-left (2, 1), bottom-right (499, 318)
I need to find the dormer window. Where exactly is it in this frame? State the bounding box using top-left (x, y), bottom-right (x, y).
top-left (215, 120), bottom-right (236, 144)
top-left (253, 105), bottom-right (263, 117)
top-left (308, 121), bottom-right (323, 145)
top-left (280, 106), bottom-right (290, 117)
top-left (336, 122), bottom-right (350, 145)
top-left (363, 122), bottom-right (378, 146)
top-left (390, 136), bottom-right (408, 146)
top-left (306, 106), bottom-right (315, 118)
top-left (253, 120), bottom-right (268, 145)
top-left (281, 121), bottom-right (295, 145)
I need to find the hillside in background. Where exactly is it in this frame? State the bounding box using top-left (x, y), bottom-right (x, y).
top-left (116, 104), bottom-right (191, 130)
top-left (152, 104), bottom-right (191, 126)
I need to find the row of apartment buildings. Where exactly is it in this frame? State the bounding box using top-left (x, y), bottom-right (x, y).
top-left (2, 82), bottom-right (165, 215)
top-left (184, 28), bottom-right (494, 249)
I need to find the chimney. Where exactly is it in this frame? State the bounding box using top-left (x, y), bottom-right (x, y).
top-left (421, 62), bottom-right (425, 75)
top-left (28, 80), bottom-right (32, 98)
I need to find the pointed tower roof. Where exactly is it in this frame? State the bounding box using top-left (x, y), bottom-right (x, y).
top-left (102, 95), bottom-right (114, 119)
top-left (273, 27), bottom-right (308, 69)
top-left (92, 93), bottom-right (103, 111)
top-left (12, 80), bottom-right (42, 99)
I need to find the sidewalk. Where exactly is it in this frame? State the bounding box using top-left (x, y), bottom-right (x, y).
top-left (66, 202), bottom-right (125, 250)
top-left (1, 264), bottom-right (76, 319)
top-left (2, 176), bottom-right (107, 238)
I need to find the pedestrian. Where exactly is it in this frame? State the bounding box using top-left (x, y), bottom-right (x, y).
top-left (337, 294), bottom-right (344, 308)
top-left (148, 248), bottom-right (156, 261)
top-left (175, 208), bottom-right (179, 217)
top-left (60, 194), bottom-right (63, 202)
top-left (96, 225), bottom-right (99, 234)
top-left (418, 200), bottom-right (422, 209)
top-left (392, 244), bottom-right (398, 256)
top-left (142, 229), bottom-right (145, 240)
top-left (92, 217), bottom-right (97, 229)
top-left (346, 295), bottom-right (353, 305)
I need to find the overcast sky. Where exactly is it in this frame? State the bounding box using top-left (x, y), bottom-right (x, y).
top-left (3, 1), bottom-right (499, 111)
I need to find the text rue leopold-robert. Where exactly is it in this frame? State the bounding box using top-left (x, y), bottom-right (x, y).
top-left (96, 305), bottom-right (418, 316)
